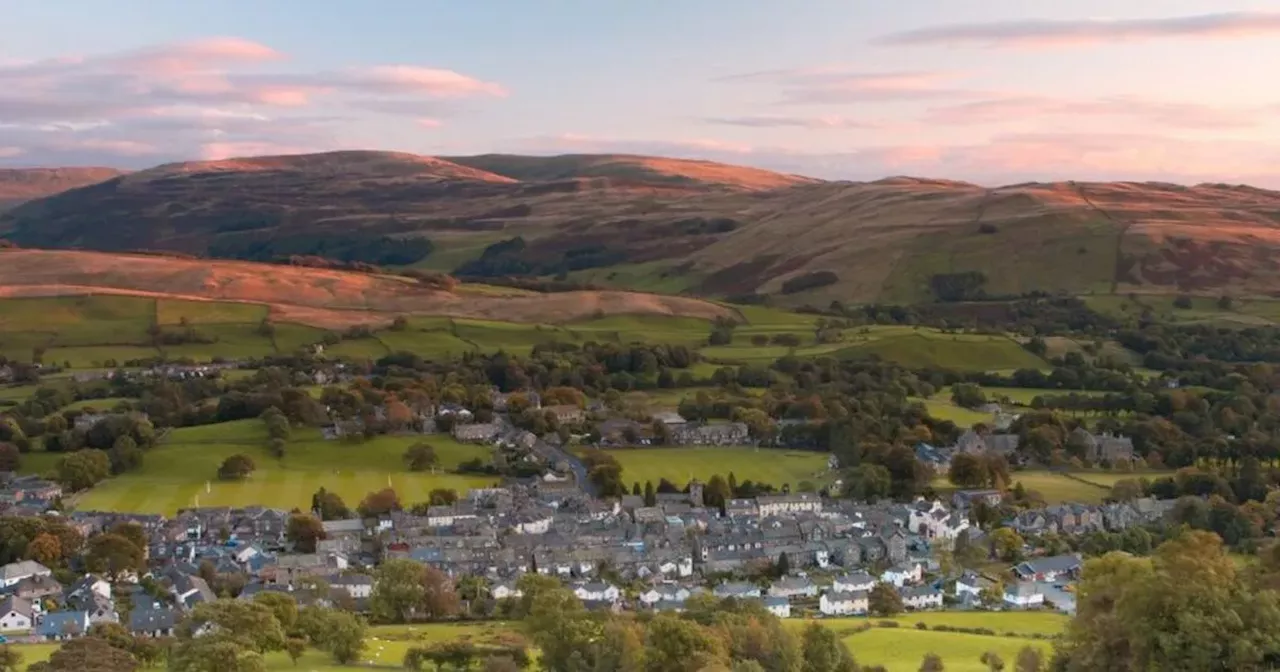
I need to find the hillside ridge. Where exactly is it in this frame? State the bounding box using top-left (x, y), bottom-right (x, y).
top-left (5, 151), bottom-right (1280, 303)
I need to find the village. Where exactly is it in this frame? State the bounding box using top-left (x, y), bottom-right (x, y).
top-left (0, 459), bottom-right (1174, 643)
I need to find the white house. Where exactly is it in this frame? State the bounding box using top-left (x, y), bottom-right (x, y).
top-left (832, 571), bottom-right (876, 594)
top-left (330, 574), bottom-right (374, 599)
top-left (512, 514), bottom-right (554, 535)
top-left (67, 575), bottom-right (112, 602)
top-left (491, 582), bottom-right (523, 600)
top-left (899, 586), bottom-right (943, 610)
top-left (640, 585), bottom-right (692, 606)
top-left (908, 500), bottom-right (970, 540)
top-left (756, 493), bottom-right (823, 517)
top-left (769, 576), bottom-right (818, 599)
top-left (763, 596), bottom-right (791, 619)
top-left (0, 560), bottom-right (52, 588)
top-left (1013, 554), bottom-right (1082, 583)
top-left (954, 570), bottom-right (984, 598)
top-left (819, 590), bottom-right (868, 616)
top-left (880, 562), bottom-right (923, 587)
top-left (714, 582), bottom-right (761, 599)
top-left (0, 596), bottom-right (33, 631)
top-left (1004, 582), bottom-right (1045, 608)
top-left (572, 582), bottom-right (620, 603)
top-left (658, 556), bottom-right (695, 578)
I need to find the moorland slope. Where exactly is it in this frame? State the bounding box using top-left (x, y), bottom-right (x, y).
top-left (0, 248), bottom-right (736, 328)
top-left (4, 151), bottom-right (1280, 303)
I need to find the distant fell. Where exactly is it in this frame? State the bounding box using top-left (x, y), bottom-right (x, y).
top-left (444, 153), bottom-right (818, 191)
top-left (0, 167), bottom-right (126, 210)
top-left (5, 150), bottom-right (1280, 303)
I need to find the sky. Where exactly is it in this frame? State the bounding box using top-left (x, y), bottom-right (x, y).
top-left (3, 0), bottom-right (1280, 185)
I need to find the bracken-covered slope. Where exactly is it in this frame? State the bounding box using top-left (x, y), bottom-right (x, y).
top-left (0, 167), bottom-right (126, 210)
top-left (5, 150), bottom-right (1280, 303)
top-left (0, 248), bottom-right (737, 328)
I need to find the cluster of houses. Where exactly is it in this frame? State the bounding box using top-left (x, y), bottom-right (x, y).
top-left (68, 362), bottom-right (243, 384)
top-left (0, 471), bottom-right (1183, 640)
top-left (0, 473), bottom-right (64, 516)
top-left (915, 425), bottom-right (1136, 469)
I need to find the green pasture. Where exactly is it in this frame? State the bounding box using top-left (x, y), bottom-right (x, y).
top-left (839, 627), bottom-right (1052, 672)
top-left (592, 446), bottom-right (830, 490)
top-left (836, 331), bottom-right (1047, 372)
top-left (66, 420), bottom-right (498, 514)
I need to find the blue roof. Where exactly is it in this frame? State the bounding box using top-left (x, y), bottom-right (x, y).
top-left (37, 611), bottom-right (87, 636)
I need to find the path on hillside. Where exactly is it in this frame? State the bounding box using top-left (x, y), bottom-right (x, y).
top-left (1070, 181), bottom-right (1133, 295)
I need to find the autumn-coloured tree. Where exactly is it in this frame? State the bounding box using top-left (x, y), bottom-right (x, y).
top-left (286, 513), bottom-right (326, 553)
top-left (358, 488), bottom-right (401, 517)
top-left (24, 532), bottom-right (61, 567)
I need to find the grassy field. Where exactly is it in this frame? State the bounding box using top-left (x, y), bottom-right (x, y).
top-left (835, 331), bottom-right (1047, 372)
top-left (979, 386), bottom-right (1108, 406)
top-left (64, 420), bottom-right (498, 514)
top-left (14, 622), bottom-right (520, 670)
top-left (593, 446), bottom-right (830, 490)
top-left (913, 398), bottom-right (991, 426)
top-left (840, 627), bottom-right (1051, 672)
top-left (62, 396), bottom-right (137, 411)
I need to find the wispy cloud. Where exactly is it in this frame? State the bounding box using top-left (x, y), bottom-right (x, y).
top-left (924, 96), bottom-right (1270, 129)
top-left (874, 12), bottom-right (1280, 48)
top-left (0, 38), bottom-right (505, 166)
top-left (716, 67), bottom-right (982, 104)
top-left (702, 114), bottom-right (879, 130)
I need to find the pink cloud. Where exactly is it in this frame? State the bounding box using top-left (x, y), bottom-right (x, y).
top-left (113, 37), bottom-right (284, 74)
top-left (337, 66), bottom-right (506, 98)
top-left (198, 141), bottom-right (329, 160)
top-left (0, 147), bottom-right (24, 158)
top-left (716, 67), bottom-right (983, 104)
top-left (874, 12), bottom-right (1280, 48)
top-left (924, 96), bottom-right (1266, 129)
top-left (703, 114), bottom-right (880, 129)
top-left (415, 118), bottom-right (443, 129)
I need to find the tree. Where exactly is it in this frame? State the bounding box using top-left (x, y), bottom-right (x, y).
top-left (179, 600), bottom-right (286, 654)
top-left (311, 488), bottom-right (350, 520)
top-left (84, 533), bottom-right (145, 581)
top-left (0, 444), bottom-right (19, 472)
top-left (951, 383), bottom-right (988, 409)
top-left (1055, 530), bottom-right (1280, 672)
top-left (320, 610), bottom-right (366, 664)
top-left (0, 646), bottom-right (21, 672)
top-left (919, 652), bottom-right (945, 671)
top-left (704, 474), bottom-right (731, 511)
top-left (253, 592), bottom-right (299, 632)
top-left (24, 532), bottom-right (61, 567)
top-left (841, 463), bottom-right (892, 501)
top-left (868, 583), bottom-right (903, 617)
top-left (644, 481), bottom-right (657, 507)
top-left (948, 453), bottom-right (991, 488)
top-left (217, 454), bottom-right (256, 481)
top-left (1013, 646), bottom-right (1042, 672)
top-left (776, 552), bottom-right (791, 577)
top-left (801, 622), bottom-right (858, 672)
top-left (29, 637), bottom-right (138, 672)
top-left (358, 488), bottom-right (401, 517)
top-left (403, 443), bottom-right (439, 472)
top-left (370, 558), bottom-right (459, 623)
top-left (644, 613), bottom-right (726, 672)
top-left (56, 449), bottom-right (111, 491)
top-left (1108, 479), bottom-right (1142, 502)
top-left (285, 638), bottom-right (306, 666)
top-left (428, 488), bottom-right (458, 506)
top-left (286, 513), bottom-right (325, 553)
top-left (980, 652), bottom-right (1005, 672)
top-left (990, 528), bottom-right (1024, 563)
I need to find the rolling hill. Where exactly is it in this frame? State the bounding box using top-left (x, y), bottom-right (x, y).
top-left (0, 247), bottom-right (736, 328)
top-left (5, 151), bottom-right (1280, 304)
top-left (0, 167), bottom-right (126, 210)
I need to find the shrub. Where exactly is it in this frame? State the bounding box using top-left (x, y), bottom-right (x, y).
top-left (780, 271), bottom-right (839, 295)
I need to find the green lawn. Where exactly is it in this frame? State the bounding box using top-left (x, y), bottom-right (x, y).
top-left (913, 398), bottom-right (991, 427)
top-left (70, 421), bottom-right (499, 514)
top-left (839, 627), bottom-right (1052, 672)
top-left (156, 299), bottom-right (269, 325)
top-left (593, 447), bottom-right (830, 491)
top-left (1008, 471), bottom-right (1110, 505)
top-left (979, 387), bottom-right (1108, 406)
top-left (819, 611), bottom-right (1067, 637)
top-left (835, 332), bottom-right (1047, 372)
